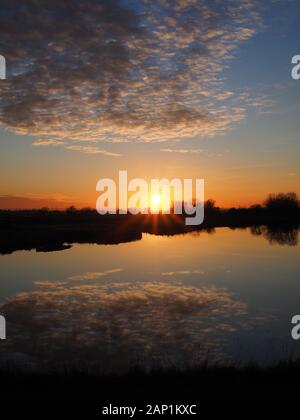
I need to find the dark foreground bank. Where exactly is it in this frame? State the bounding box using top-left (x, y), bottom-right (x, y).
top-left (1, 360), bottom-right (300, 400)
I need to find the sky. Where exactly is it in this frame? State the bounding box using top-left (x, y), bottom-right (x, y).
top-left (0, 0), bottom-right (299, 209)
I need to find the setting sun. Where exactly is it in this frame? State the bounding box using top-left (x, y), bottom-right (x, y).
top-left (150, 194), bottom-right (161, 212)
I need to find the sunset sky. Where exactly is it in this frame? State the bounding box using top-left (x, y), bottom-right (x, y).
top-left (0, 0), bottom-right (299, 209)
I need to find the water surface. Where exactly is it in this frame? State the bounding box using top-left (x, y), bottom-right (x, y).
top-left (0, 227), bottom-right (299, 371)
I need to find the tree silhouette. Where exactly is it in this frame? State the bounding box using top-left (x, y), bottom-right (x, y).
top-left (264, 192), bottom-right (299, 213)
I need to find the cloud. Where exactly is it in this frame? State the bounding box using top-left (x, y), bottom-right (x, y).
top-left (236, 92), bottom-right (276, 115)
top-left (0, 0), bottom-right (263, 148)
top-left (68, 269), bottom-right (123, 281)
top-left (65, 145), bottom-right (121, 157)
top-left (160, 148), bottom-right (203, 154)
top-left (161, 269), bottom-right (205, 276)
top-left (32, 139), bottom-right (65, 146)
top-left (160, 148), bottom-right (223, 157)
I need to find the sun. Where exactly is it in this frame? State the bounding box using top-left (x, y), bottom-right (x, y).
top-left (150, 194), bottom-right (161, 212)
top-left (151, 194), bottom-right (161, 206)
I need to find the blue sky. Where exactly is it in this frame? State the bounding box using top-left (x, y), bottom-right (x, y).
top-left (0, 0), bottom-right (299, 208)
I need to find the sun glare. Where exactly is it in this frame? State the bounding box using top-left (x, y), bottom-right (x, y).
top-left (150, 194), bottom-right (161, 212)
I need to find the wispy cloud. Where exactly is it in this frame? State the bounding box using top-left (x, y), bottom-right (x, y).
top-left (32, 139), bottom-right (65, 147)
top-left (68, 269), bottom-right (123, 281)
top-left (236, 92), bottom-right (276, 115)
top-left (65, 145), bottom-right (121, 157)
top-left (33, 139), bottom-right (121, 156)
top-left (0, 0), bottom-right (263, 148)
top-left (160, 148), bottom-right (203, 154)
top-left (160, 148), bottom-right (223, 157)
top-left (161, 270), bottom-right (205, 276)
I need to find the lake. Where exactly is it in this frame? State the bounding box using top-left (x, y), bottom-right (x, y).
top-left (0, 227), bottom-right (299, 372)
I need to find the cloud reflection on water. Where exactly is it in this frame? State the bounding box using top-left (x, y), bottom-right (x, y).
top-left (0, 276), bottom-right (254, 372)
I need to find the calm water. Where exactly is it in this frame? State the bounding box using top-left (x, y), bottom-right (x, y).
top-left (0, 227), bottom-right (299, 371)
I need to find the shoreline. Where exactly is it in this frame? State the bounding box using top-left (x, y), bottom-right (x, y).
top-left (0, 210), bottom-right (299, 254)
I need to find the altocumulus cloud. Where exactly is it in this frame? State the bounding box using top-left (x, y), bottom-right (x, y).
top-left (0, 0), bottom-right (263, 151)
